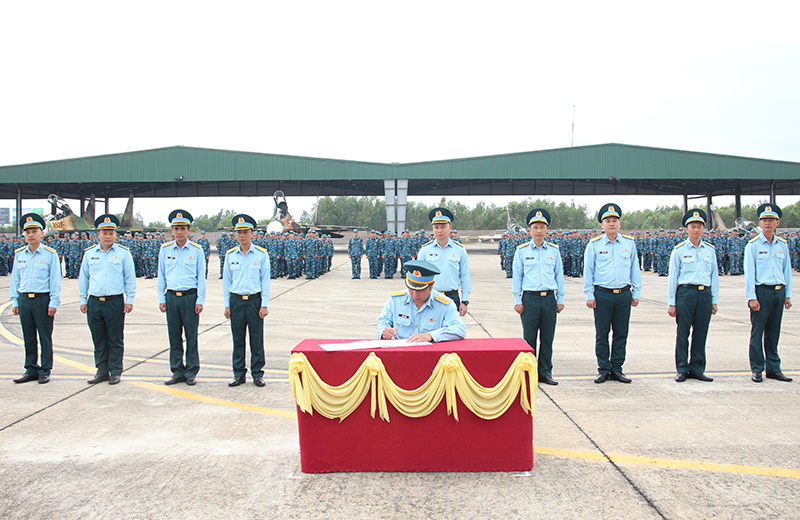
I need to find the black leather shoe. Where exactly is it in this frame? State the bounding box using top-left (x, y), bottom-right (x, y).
top-left (13, 373), bottom-right (39, 384)
top-left (254, 376), bottom-right (266, 387)
top-left (38, 374), bottom-right (50, 384)
top-left (108, 375), bottom-right (121, 385)
top-left (610, 371), bottom-right (632, 383)
top-left (675, 372), bottom-right (687, 382)
top-left (228, 376), bottom-right (246, 387)
top-left (751, 372), bottom-right (763, 383)
top-left (539, 375), bottom-right (558, 386)
top-left (594, 373), bottom-right (609, 384)
top-left (688, 373), bottom-right (714, 382)
top-left (87, 373), bottom-right (110, 384)
top-left (164, 375), bottom-right (186, 385)
top-left (766, 372), bottom-right (793, 382)
top-left (185, 376), bottom-right (196, 386)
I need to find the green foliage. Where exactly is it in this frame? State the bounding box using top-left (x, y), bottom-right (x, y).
top-left (192, 209), bottom-right (238, 231)
top-left (147, 220), bottom-right (167, 228)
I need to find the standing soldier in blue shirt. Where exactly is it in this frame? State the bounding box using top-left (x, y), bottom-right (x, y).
top-left (79, 214), bottom-right (137, 385)
top-left (348, 229), bottom-right (364, 279)
top-left (365, 230), bottom-right (378, 279)
top-left (584, 204), bottom-right (641, 383)
top-left (417, 208), bottom-right (471, 316)
top-left (217, 233), bottom-right (228, 279)
top-left (512, 209), bottom-right (565, 386)
top-left (197, 230), bottom-right (211, 279)
top-left (745, 204), bottom-right (793, 383)
top-left (10, 214), bottom-right (61, 384)
top-left (668, 210), bottom-right (719, 382)
top-left (159, 210), bottom-right (207, 386)
top-left (223, 214), bottom-right (271, 387)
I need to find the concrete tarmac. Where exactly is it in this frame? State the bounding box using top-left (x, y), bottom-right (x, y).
top-left (1, 244), bottom-right (798, 519)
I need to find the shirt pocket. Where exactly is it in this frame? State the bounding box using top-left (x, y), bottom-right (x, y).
top-left (109, 258), bottom-right (124, 272)
top-left (397, 316), bottom-right (412, 328)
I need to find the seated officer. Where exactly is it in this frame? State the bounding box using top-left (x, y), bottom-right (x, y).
top-left (377, 260), bottom-right (466, 342)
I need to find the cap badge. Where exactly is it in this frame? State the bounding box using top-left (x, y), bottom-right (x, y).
top-left (693, 211), bottom-right (699, 217)
top-left (104, 217), bottom-right (111, 223)
top-left (609, 206), bottom-right (615, 212)
top-left (238, 217), bottom-right (245, 223)
top-left (536, 211), bottom-right (542, 217)
top-left (766, 206), bottom-right (772, 212)
top-left (176, 212), bottom-right (183, 218)
top-left (435, 211), bottom-right (442, 217)
top-left (412, 270), bottom-right (421, 277)
top-left (26, 216), bottom-right (32, 222)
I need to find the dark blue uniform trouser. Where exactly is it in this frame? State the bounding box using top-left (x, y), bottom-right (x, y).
top-left (87, 296), bottom-right (126, 376)
top-left (674, 285), bottom-right (712, 374)
top-left (18, 293), bottom-right (54, 376)
top-left (593, 287), bottom-right (632, 373)
top-left (521, 291), bottom-right (557, 377)
top-left (749, 285), bottom-right (786, 374)
top-left (350, 255), bottom-right (361, 277)
top-left (166, 291), bottom-right (200, 378)
top-left (230, 294), bottom-right (265, 378)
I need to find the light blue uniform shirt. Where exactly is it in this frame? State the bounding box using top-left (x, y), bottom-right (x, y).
top-left (9, 244), bottom-right (62, 308)
top-left (667, 240), bottom-right (719, 305)
top-left (157, 240), bottom-right (207, 305)
top-left (222, 244), bottom-right (271, 308)
top-left (583, 233), bottom-right (642, 300)
top-left (744, 233), bottom-right (792, 300)
top-left (512, 240), bottom-right (565, 305)
top-left (417, 238), bottom-right (472, 301)
top-left (376, 289), bottom-right (466, 342)
top-left (78, 243), bottom-right (137, 305)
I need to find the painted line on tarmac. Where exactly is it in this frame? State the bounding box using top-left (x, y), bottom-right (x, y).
top-left (534, 446), bottom-right (800, 480)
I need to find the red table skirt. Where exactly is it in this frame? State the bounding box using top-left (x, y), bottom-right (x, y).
top-left (292, 338), bottom-right (534, 473)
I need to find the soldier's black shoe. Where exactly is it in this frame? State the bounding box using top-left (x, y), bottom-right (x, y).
top-left (610, 371), bottom-right (632, 383)
top-left (108, 375), bottom-right (121, 385)
top-left (675, 372), bottom-right (687, 382)
top-left (87, 373), bottom-right (110, 384)
top-left (228, 376), bottom-right (246, 387)
top-left (14, 373), bottom-right (38, 384)
top-left (164, 375), bottom-right (186, 385)
top-left (766, 372), bottom-right (793, 382)
top-left (594, 373), bottom-right (609, 384)
top-left (185, 376), bottom-right (196, 386)
top-left (687, 373), bottom-right (713, 382)
top-left (38, 374), bottom-right (50, 384)
top-left (751, 372), bottom-right (763, 383)
top-left (254, 376), bottom-right (266, 387)
top-left (539, 375), bottom-right (558, 386)
top-left (218, 276), bottom-right (223, 279)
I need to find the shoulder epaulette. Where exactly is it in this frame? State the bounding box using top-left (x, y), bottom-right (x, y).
top-left (15, 245), bottom-right (26, 253)
top-left (117, 244), bottom-right (129, 250)
top-left (748, 236), bottom-right (759, 243)
top-left (161, 241), bottom-right (174, 247)
top-left (451, 240), bottom-right (464, 247)
top-left (622, 234), bottom-right (634, 240)
top-left (227, 246), bottom-right (238, 253)
top-left (703, 240), bottom-right (715, 249)
top-left (516, 242), bottom-right (527, 249)
top-left (673, 241), bottom-right (685, 249)
top-left (254, 245), bottom-right (268, 253)
top-left (421, 240), bottom-right (434, 247)
top-left (189, 241), bottom-right (202, 248)
top-left (84, 244), bottom-right (97, 251)
top-left (546, 241), bottom-right (559, 249)
top-left (44, 245), bottom-right (57, 253)
top-left (434, 294), bottom-right (453, 305)
top-left (590, 236), bottom-right (603, 242)
top-left (777, 236), bottom-right (787, 243)
top-left (389, 290), bottom-right (406, 297)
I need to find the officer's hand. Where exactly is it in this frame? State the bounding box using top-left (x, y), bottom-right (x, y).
top-left (381, 327), bottom-right (398, 339)
top-left (514, 304), bottom-right (524, 315)
top-left (785, 298), bottom-right (792, 310)
top-left (80, 304), bottom-right (88, 314)
top-left (224, 307), bottom-right (231, 319)
top-left (11, 306), bottom-right (19, 316)
top-left (668, 305), bottom-right (676, 317)
top-left (711, 304), bottom-right (718, 315)
top-left (259, 307), bottom-right (269, 318)
top-left (195, 304), bottom-right (203, 314)
top-left (47, 307), bottom-right (57, 317)
top-left (159, 303), bottom-right (167, 313)
top-left (586, 299), bottom-right (597, 309)
top-left (556, 304), bottom-right (564, 314)
top-left (408, 333), bottom-right (433, 343)
top-left (458, 303), bottom-right (468, 316)
top-left (631, 298), bottom-right (639, 307)
top-left (124, 304), bottom-right (133, 313)
top-left (749, 299), bottom-right (760, 312)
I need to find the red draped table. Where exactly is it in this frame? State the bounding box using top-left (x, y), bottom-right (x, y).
top-left (292, 338), bottom-right (534, 473)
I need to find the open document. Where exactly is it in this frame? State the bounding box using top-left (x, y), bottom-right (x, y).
top-left (318, 339), bottom-right (432, 352)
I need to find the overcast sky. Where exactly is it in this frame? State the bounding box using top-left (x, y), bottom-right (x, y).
top-left (2, 1), bottom-right (798, 223)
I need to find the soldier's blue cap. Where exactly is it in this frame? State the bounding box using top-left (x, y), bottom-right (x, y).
top-left (526, 208), bottom-right (550, 226)
top-left (232, 214), bottom-right (256, 230)
top-left (403, 260), bottom-right (440, 291)
top-left (757, 203), bottom-right (781, 219)
top-left (659, 228), bottom-right (664, 232)
top-left (169, 209), bottom-right (192, 226)
top-left (420, 229), bottom-right (425, 233)
top-left (352, 228), bottom-right (359, 232)
top-left (429, 207), bottom-right (454, 224)
top-left (598, 203), bottom-right (621, 222)
top-left (683, 209), bottom-right (707, 227)
top-left (201, 230), bottom-right (206, 234)
top-left (21, 213), bottom-right (46, 231)
top-left (95, 214), bottom-right (120, 230)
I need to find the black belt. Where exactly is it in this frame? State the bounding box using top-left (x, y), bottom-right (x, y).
top-left (168, 289), bottom-right (197, 296)
top-left (90, 294), bottom-right (123, 302)
top-left (757, 284), bottom-right (785, 291)
top-left (231, 292), bottom-right (261, 300)
top-left (594, 285), bottom-right (631, 294)
top-left (524, 290), bottom-right (554, 296)
top-left (19, 292), bottom-right (49, 299)
top-left (679, 284), bottom-right (707, 290)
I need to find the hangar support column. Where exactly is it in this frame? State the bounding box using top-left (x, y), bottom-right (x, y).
top-left (384, 178), bottom-right (409, 235)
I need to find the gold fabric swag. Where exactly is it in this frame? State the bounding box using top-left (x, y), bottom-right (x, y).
top-left (289, 351), bottom-right (538, 422)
